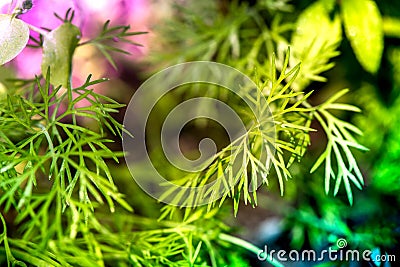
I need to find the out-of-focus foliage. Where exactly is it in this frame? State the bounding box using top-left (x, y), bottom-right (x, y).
top-left (1, 0), bottom-right (399, 266)
top-left (148, 0), bottom-right (399, 265)
top-left (341, 0), bottom-right (383, 74)
top-left (150, 0), bottom-right (366, 213)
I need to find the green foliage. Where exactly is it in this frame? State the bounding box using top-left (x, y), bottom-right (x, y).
top-left (290, 0), bottom-right (342, 90)
top-left (275, 0), bottom-right (400, 263)
top-left (156, 52), bottom-right (310, 216)
top-left (310, 89), bottom-right (368, 205)
top-left (41, 22), bottom-right (81, 88)
top-left (80, 20), bottom-right (147, 69)
top-left (0, 72), bottom-right (134, 263)
top-left (0, 14), bottom-right (29, 65)
top-left (0, 5), bottom-right (262, 267)
top-left (147, 0), bottom-right (398, 265)
top-left (383, 16), bottom-right (400, 38)
top-left (341, 0), bottom-right (383, 74)
top-left (150, 0), bottom-right (366, 213)
top-left (354, 48), bottom-right (400, 194)
top-left (3, 0), bottom-right (399, 266)
top-left (371, 95), bottom-right (400, 193)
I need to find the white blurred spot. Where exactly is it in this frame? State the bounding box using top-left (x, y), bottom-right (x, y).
top-left (80, 0), bottom-right (109, 12)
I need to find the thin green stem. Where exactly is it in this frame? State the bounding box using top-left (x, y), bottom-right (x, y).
top-left (27, 24), bottom-right (48, 36)
top-left (218, 233), bottom-right (284, 267)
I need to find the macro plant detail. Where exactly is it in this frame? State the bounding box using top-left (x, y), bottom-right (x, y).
top-left (148, 0), bottom-right (368, 212)
top-left (0, 0), bottom-right (399, 266)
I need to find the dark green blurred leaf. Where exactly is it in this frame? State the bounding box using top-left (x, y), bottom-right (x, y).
top-left (0, 14), bottom-right (29, 65)
top-left (41, 22), bottom-right (81, 87)
top-left (341, 0), bottom-right (383, 74)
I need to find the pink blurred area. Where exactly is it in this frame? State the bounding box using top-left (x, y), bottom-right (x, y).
top-left (0, 0), bottom-right (150, 80)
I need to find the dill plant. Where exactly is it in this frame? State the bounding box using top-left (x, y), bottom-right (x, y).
top-left (149, 0), bottom-right (369, 214)
top-left (1, 0), bottom-right (395, 266)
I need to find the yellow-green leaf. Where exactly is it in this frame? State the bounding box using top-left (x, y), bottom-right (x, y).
top-left (291, 0), bottom-right (342, 89)
top-left (0, 14), bottom-right (29, 65)
top-left (341, 0), bottom-right (383, 74)
top-left (292, 0), bottom-right (341, 54)
top-left (41, 23), bottom-right (81, 87)
top-left (0, 82), bottom-right (6, 98)
top-left (383, 17), bottom-right (400, 38)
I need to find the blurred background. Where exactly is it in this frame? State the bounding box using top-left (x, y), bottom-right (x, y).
top-left (1, 0), bottom-right (399, 266)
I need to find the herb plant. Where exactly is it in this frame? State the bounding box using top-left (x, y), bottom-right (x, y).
top-left (1, 0), bottom-right (399, 266)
